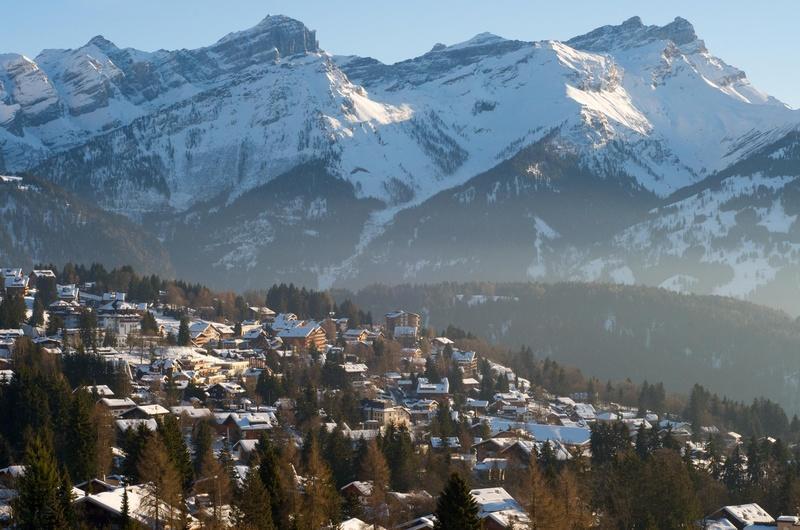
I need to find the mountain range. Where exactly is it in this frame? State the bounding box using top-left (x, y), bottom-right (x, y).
top-left (2, 15), bottom-right (800, 312)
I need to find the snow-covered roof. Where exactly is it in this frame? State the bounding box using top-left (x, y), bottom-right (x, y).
top-left (416, 377), bottom-right (449, 395)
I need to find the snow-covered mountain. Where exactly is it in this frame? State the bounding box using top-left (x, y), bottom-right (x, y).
top-left (2, 15), bottom-right (799, 310)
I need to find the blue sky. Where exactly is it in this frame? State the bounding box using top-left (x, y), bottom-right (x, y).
top-left (2, 0), bottom-right (798, 107)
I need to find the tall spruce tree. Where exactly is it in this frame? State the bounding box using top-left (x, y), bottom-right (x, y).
top-left (178, 317), bottom-right (191, 346)
top-left (14, 435), bottom-right (67, 529)
top-left (234, 460), bottom-right (276, 530)
top-left (434, 473), bottom-right (481, 530)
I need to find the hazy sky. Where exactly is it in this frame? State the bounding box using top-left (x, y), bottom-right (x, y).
top-left (2, 0), bottom-right (798, 107)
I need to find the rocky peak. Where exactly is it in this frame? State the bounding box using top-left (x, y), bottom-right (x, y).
top-left (566, 15), bottom-right (699, 52)
top-left (210, 14), bottom-right (319, 62)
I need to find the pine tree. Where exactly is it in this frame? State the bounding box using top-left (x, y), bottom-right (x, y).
top-left (193, 420), bottom-right (214, 472)
top-left (121, 485), bottom-right (133, 530)
top-left (14, 434), bottom-right (67, 529)
top-left (234, 460), bottom-right (276, 530)
top-left (178, 317), bottom-right (191, 346)
top-left (65, 389), bottom-right (99, 483)
top-left (256, 434), bottom-right (285, 525)
top-left (158, 414), bottom-right (193, 490)
top-left (433, 473), bottom-right (481, 530)
top-left (29, 295), bottom-right (45, 327)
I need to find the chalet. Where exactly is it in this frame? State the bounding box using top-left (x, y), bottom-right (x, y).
top-left (431, 337), bottom-right (455, 355)
top-left (451, 350), bottom-right (478, 375)
top-left (98, 397), bottom-right (137, 417)
top-left (705, 504), bottom-right (775, 530)
top-left (385, 310), bottom-right (421, 339)
top-left (362, 399), bottom-right (411, 426)
top-left (233, 439), bottom-right (260, 463)
top-left (405, 399), bottom-right (439, 423)
top-left (170, 405), bottom-right (213, 423)
top-left (120, 404), bottom-right (170, 420)
top-left (340, 480), bottom-right (373, 501)
top-left (416, 377), bottom-right (449, 398)
top-left (57, 283), bottom-right (79, 302)
top-left (3, 273), bottom-right (28, 296)
top-left (270, 313), bottom-right (299, 333)
top-left (76, 484), bottom-right (199, 529)
top-left (76, 384), bottom-right (114, 397)
top-left (48, 300), bottom-right (82, 329)
top-left (341, 362), bottom-right (369, 380)
top-left (189, 321), bottom-right (222, 347)
top-left (30, 269), bottom-right (56, 281)
top-left (343, 328), bottom-right (370, 344)
top-left (207, 382), bottom-right (246, 407)
top-left (278, 322), bottom-right (327, 352)
top-left (214, 411), bottom-right (276, 441)
top-left (470, 487), bottom-right (530, 530)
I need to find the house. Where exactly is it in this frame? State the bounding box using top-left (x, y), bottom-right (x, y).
top-left (363, 399), bottom-right (411, 426)
top-left (98, 398), bottom-right (137, 417)
top-left (416, 377), bottom-right (449, 397)
top-left (470, 487), bottom-right (530, 530)
top-left (338, 517), bottom-right (384, 530)
top-left (57, 284), bottom-right (79, 302)
top-left (385, 310), bottom-right (421, 339)
top-left (278, 322), bottom-right (327, 352)
top-left (233, 439), bottom-right (260, 463)
top-left (705, 504), bottom-right (775, 530)
top-left (76, 484), bottom-right (199, 529)
top-left (340, 480), bottom-right (373, 501)
top-left (3, 273), bottom-right (28, 296)
top-left (431, 337), bottom-right (455, 355)
top-left (189, 321), bottom-right (222, 347)
top-left (451, 350), bottom-right (478, 375)
top-left (393, 326), bottom-right (418, 347)
top-left (75, 385), bottom-right (114, 397)
top-left (120, 404), bottom-right (170, 420)
top-left (48, 300), bottom-right (82, 329)
top-left (343, 328), bottom-right (370, 344)
top-left (207, 382), bottom-right (246, 406)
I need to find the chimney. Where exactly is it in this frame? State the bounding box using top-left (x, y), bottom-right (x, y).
top-left (778, 516), bottom-right (800, 530)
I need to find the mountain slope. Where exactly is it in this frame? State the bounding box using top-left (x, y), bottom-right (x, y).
top-left (349, 281), bottom-right (800, 413)
top-left (1, 14), bottom-right (799, 305)
top-left (569, 128), bottom-right (800, 314)
top-left (0, 175), bottom-right (173, 273)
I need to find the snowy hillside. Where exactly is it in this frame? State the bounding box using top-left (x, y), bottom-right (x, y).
top-left (2, 14), bottom-right (800, 309)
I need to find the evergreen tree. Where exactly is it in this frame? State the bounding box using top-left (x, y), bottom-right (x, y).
top-left (256, 434), bottom-right (285, 525)
top-left (141, 311), bottom-right (159, 335)
top-left (193, 420), bottom-right (214, 472)
top-left (234, 461), bottom-right (276, 530)
top-left (158, 415), bottom-right (193, 490)
top-left (65, 389), bottom-right (99, 483)
top-left (121, 485), bottom-right (133, 530)
top-left (29, 295), bottom-right (45, 327)
top-left (178, 317), bottom-right (191, 346)
top-left (434, 473), bottom-right (481, 530)
top-left (14, 435), bottom-right (67, 529)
